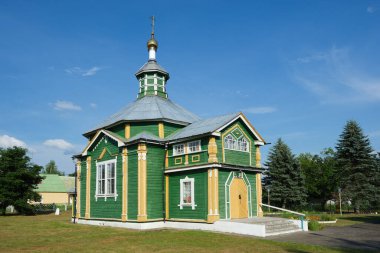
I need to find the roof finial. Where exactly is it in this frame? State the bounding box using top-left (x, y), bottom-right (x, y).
top-left (151, 16), bottom-right (155, 38)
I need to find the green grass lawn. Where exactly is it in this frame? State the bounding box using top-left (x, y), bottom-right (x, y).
top-left (0, 212), bottom-right (365, 253)
top-left (327, 214), bottom-right (380, 227)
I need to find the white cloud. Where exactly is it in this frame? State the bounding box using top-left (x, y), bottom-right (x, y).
top-left (367, 6), bottom-right (376, 13)
top-left (0, 135), bottom-right (27, 148)
top-left (243, 106), bottom-right (277, 114)
top-left (90, 103), bottom-right (97, 108)
top-left (292, 47), bottom-right (380, 104)
top-left (53, 100), bottom-right (82, 111)
top-left (43, 139), bottom-right (74, 151)
top-left (65, 66), bottom-right (102, 77)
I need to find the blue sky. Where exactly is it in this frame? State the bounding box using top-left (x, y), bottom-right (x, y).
top-left (1, 1), bottom-right (379, 174)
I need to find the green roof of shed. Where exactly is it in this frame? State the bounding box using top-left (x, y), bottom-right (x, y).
top-left (36, 174), bottom-right (75, 193)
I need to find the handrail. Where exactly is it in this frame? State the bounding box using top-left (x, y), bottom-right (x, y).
top-left (260, 203), bottom-right (305, 216)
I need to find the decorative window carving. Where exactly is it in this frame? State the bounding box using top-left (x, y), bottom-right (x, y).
top-left (224, 134), bottom-right (249, 152)
top-left (96, 159), bottom-right (117, 200)
top-left (179, 176), bottom-right (196, 209)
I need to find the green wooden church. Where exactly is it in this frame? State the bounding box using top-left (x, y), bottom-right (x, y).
top-left (73, 25), bottom-right (266, 226)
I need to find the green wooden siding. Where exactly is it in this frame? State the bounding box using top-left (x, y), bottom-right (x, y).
top-left (108, 124), bottom-right (125, 138)
top-left (167, 138), bottom-right (208, 168)
top-left (130, 122), bottom-right (159, 138)
top-left (245, 171), bottom-right (258, 216)
top-left (147, 145), bottom-right (165, 219)
top-left (89, 136), bottom-right (122, 219)
top-left (217, 119), bottom-right (257, 167)
top-left (164, 122), bottom-right (183, 137)
top-left (80, 160), bottom-right (87, 217)
top-left (168, 170), bottom-right (207, 220)
top-left (218, 169), bottom-right (231, 219)
top-left (127, 145), bottom-right (138, 220)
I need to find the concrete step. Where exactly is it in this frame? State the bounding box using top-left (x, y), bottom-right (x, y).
top-left (262, 219), bottom-right (301, 236)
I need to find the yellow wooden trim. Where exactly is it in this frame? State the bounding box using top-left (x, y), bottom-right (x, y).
top-left (221, 124), bottom-right (252, 165)
top-left (81, 130), bottom-right (101, 154)
top-left (256, 173), bottom-right (263, 217)
top-left (121, 147), bottom-right (128, 221)
top-left (207, 137), bottom-right (218, 163)
top-left (240, 113), bottom-right (266, 143)
top-left (137, 143), bottom-right (147, 222)
top-left (85, 156), bottom-right (91, 219)
top-left (207, 168), bottom-right (220, 223)
top-left (174, 157), bottom-right (182, 165)
top-left (165, 150), bottom-right (168, 168)
top-left (98, 148), bottom-right (107, 160)
top-left (158, 122), bottom-right (164, 138)
top-left (76, 161), bottom-right (81, 218)
top-left (255, 145), bottom-right (261, 168)
top-left (191, 154), bottom-right (200, 163)
top-left (185, 142), bottom-right (189, 165)
top-left (125, 123), bottom-right (130, 139)
top-left (165, 175), bottom-right (169, 219)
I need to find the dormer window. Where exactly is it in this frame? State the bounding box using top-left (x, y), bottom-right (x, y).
top-left (224, 134), bottom-right (249, 152)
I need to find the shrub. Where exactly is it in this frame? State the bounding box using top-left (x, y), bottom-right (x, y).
top-left (308, 220), bottom-right (323, 231)
top-left (307, 215), bottom-right (321, 221)
top-left (320, 214), bottom-right (336, 221)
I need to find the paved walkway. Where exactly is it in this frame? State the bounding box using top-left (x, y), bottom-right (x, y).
top-left (267, 221), bottom-right (380, 251)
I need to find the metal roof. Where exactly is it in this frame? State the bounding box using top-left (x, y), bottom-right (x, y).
top-left (135, 60), bottom-right (169, 79)
top-left (85, 96), bottom-right (201, 136)
top-left (36, 174), bottom-right (75, 193)
top-left (126, 131), bottom-right (163, 143)
top-left (165, 112), bottom-right (240, 141)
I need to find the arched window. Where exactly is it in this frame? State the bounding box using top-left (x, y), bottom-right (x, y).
top-left (238, 137), bottom-right (249, 152)
top-left (224, 134), bottom-right (236, 150)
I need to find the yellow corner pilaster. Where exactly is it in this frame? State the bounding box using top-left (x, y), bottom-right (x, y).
top-left (121, 147), bottom-right (128, 222)
top-left (256, 173), bottom-right (263, 217)
top-left (125, 123), bottom-right (130, 139)
top-left (76, 161), bottom-right (81, 218)
top-left (165, 175), bottom-right (169, 219)
top-left (158, 122), bottom-right (164, 138)
top-left (208, 137), bottom-right (218, 163)
top-left (137, 143), bottom-right (147, 222)
top-left (207, 168), bottom-right (220, 223)
top-left (255, 145), bottom-right (261, 168)
top-left (85, 156), bottom-right (91, 219)
top-left (184, 143), bottom-right (189, 165)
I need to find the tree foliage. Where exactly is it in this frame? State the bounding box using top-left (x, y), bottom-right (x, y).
top-left (335, 120), bottom-right (378, 212)
top-left (263, 138), bottom-right (306, 209)
top-left (0, 147), bottom-right (44, 215)
top-left (298, 148), bottom-right (337, 210)
top-left (43, 160), bottom-right (64, 176)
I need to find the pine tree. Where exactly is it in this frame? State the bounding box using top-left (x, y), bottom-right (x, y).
top-left (264, 138), bottom-right (306, 209)
top-left (43, 160), bottom-right (64, 176)
top-left (335, 120), bottom-right (377, 213)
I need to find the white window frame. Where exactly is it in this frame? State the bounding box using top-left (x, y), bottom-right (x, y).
top-left (224, 134), bottom-right (250, 152)
top-left (173, 144), bottom-right (185, 156)
top-left (238, 137), bottom-right (249, 152)
top-left (187, 140), bottom-right (201, 154)
top-left (95, 158), bottom-right (118, 201)
top-left (179, 176), bottom-right (196, 210)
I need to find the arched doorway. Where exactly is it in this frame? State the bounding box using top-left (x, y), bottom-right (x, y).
top-left (230, 177), bottom-right (248, 219)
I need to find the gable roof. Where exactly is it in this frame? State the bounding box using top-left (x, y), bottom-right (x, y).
top-left (82, 129), bottom-right (127, 156)
top-left (36, 174), bottom-right (75, 193)
top-left (84, 96), bottom-right (200, 137)
top-left (165, 112), bottom-right (266, 144)
top-left (126, 131), bottom-right (163, 144)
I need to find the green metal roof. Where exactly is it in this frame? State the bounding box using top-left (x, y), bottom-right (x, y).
top-left (36, 174), bottom-right (75, 193)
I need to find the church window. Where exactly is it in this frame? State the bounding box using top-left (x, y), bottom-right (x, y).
top-left (173, 144), bottom-right (185, 156)
top-left (224, 134), bottom-right (236, 150)
top-left (188, 140), bottom-right (201, 153)
top-left (238, 137), bottom-right (249, 152)
top-left (96, 159), bottom-right (117, 199)
top-left (179, 176), bottom-right (196, 209)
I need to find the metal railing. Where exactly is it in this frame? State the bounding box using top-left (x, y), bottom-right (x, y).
top-left (260, 203), bottom-right (306, 230)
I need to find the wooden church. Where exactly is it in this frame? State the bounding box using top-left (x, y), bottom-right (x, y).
top-left (73, 23), bottom-right (266, 226)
